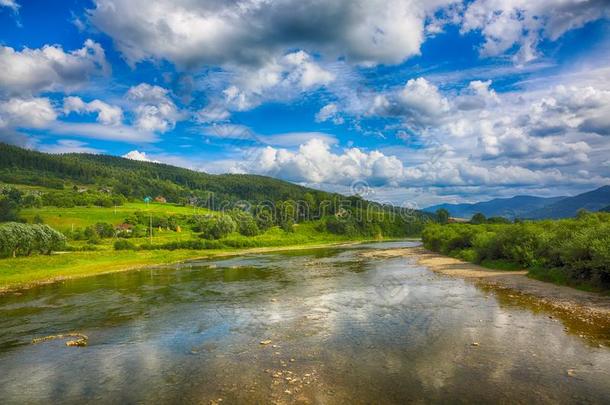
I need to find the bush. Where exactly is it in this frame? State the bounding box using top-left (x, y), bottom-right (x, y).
top-left (114, 240), bottom-right (137, 250)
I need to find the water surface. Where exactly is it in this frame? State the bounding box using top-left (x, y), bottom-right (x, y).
top-left (0, 241), bottom-right (609, 404)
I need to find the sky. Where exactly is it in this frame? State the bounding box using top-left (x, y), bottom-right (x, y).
top-left (1, 0), bottom-right (609, 208)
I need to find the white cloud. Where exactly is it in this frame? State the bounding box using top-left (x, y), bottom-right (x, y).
top-left (122, 150), bottom-right (159, 163)
top-left (213, 51), bottom-right (335, 114)
top-left (126, 83), bottom-right (181, 133)
top-left (366, 77), bottom-right (450, 128)
top-left (49, 122), bottom-right (157, 143)
top-left (88, 0), bottom-right (455, 68)
top-left (0, 0), bottom-right (19, 12)
top-left (0, 39), bottom-right (109, 96)
top-left (316, 103), bottom-right (344, 125)
top-left (259, 132), bottom-right (338, 148)
top-left (0, 97), bottom-right (56, 128)
top-left (63, 96), bottom-right (123, 126)
top-left (230, 138), bottom-right (599, 195)
top-left (460, 0), bottom-right (610, 64)
top-left (239, 138), bottom-right (405, 185)
top-left (201, 124), bottom-right (338, 148)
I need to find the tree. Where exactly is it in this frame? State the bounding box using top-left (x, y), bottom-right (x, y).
top-left (471, 212), bottom-right (487, 224)
top-left (436, 208), bottom-right (450, 225)
top-left (198, 215), bottom-right (237, 239)
top-left (231, 211), bottom-right (260, 236)
top-left (0, 187), bottom-right (22, 222)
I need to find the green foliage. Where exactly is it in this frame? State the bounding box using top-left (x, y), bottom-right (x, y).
top-left (0, 222), bottom-right (66, 257)
top-left (0, 187), bottom-right (22, 222)
top-left (422, 212), bottom-right (610, 290)
top-left (114, 240), bottom-right (137, 250)
top-left (196, 215), bottom-right (237, 239)
top-left (470, 212), bottom-right (486, 224)
top-left (230, 210), bottom-right (260, 236)
top-left (436, 208), bottom-right (449, 224)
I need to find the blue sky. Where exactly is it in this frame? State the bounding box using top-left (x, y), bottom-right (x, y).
top-left (1, 0), bottom-right (609, 207)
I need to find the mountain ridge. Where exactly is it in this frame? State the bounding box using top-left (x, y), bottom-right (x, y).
top-left (424, 186), bottom-right (610, 220)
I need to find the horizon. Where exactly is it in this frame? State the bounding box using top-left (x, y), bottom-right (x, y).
top-left (1, 1), bottom-right (609, 207)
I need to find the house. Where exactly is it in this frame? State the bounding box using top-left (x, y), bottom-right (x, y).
top-left (115, 223), bottom-right (134, 233)
top-left (154, 196), bottom-right (167, 203)
top-left (448, 217), bottom-right (469, 223)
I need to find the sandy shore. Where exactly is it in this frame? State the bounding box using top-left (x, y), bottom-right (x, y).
top-left (361, 247), bottom-right (610, 331)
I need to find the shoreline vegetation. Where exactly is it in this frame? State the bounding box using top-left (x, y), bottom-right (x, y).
top-left (422, 211), bottom-right (610, 293)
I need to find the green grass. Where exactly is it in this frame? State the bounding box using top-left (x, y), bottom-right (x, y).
top-left (21, 202), bottom-right (213, 231)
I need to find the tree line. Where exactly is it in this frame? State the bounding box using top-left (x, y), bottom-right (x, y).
top-left (0, 223), bottom-right (66, 258)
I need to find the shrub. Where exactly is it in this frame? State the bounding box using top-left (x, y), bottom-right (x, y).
top-left (114, 240), bottom-right (136, 250)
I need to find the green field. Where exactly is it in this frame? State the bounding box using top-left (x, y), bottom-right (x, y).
top-left (20, 202), bottom-right (214, 232)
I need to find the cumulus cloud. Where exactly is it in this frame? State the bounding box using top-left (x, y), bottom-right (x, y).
top-left (0, 97), bottom-right (56, 128)
top-left (88, 0), bottom-right (455, 68)
top-left (126, 83), bottom-right (181, 133)
top-left (0, 39), bottom-right (109, 96)
top-left (460, 0), bottom-right (610, 64)
top-left (231, 138), bottom-right (594, 194)
top-left (239, 138), bottom-right (405, 185)
top-left (0, 0), bottom-right (19, 12)
top-left (366, 77), bottom-right (450, 128)
top-left (63, 96), bottom-right (123, 126)
top-left (122, 150), bottom-right (159, 163)
top-left (205, 50), bottom-right (335, 115)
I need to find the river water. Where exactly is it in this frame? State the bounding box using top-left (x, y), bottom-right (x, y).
top-left (0, 241), bottom-right (609, 404)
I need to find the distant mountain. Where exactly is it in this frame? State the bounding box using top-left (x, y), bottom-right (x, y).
top-left (423, 195), bottom-right (566, 219)
top-left (525, 185), bottom-right (610, 219)
top-left (601, 205), bottom-right (610, 213)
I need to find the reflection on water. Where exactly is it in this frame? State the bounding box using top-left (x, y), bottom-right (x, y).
top-left (0, 241), bottom-right (609, 404)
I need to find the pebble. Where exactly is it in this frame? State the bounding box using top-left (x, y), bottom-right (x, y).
top-left (260, 340), bottom-right (272, 345)
top-left (471, 342), bottom-right (480, 347)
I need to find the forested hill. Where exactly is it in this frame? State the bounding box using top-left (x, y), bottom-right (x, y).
top-left (0, 143), bottom-right (336, 204)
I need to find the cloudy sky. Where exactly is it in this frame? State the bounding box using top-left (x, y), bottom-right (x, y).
top-left (1, 0), bottom-right (609, 207)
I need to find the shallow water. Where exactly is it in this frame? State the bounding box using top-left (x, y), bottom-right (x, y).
top-left (0, 241), bottom-right (609, 404)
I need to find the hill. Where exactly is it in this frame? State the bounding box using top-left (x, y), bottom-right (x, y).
top-left (423, 195), bottom-right (566, 220)
top-left (0, 143), bottom-right (337, 205)
top-left (525, 185), bottom-right (610, 219)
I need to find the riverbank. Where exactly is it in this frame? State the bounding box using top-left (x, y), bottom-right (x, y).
top-left (0, 238), bottom-right (393, 294)
top-left (361, 247), bottom-right (610, 331)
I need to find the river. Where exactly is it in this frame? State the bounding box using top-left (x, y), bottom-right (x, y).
top-left (0, 241), bottom-right (609, 404)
